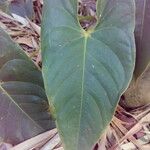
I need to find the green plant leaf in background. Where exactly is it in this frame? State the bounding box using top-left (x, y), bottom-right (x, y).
top-left (0, 0), bottom-right (34, 19)
top-left (123, 0), bottom-right (150, 108)
top-left (124, 63), bottom-right (150, 108)
top-left (41, 0), bottom-right (135, 150)
top-left (9, 0), bottom-right (34, 19)
top-left (134, 0), bottom-right (150, 78)
top-left (0, 28), bottom-right (55, 145)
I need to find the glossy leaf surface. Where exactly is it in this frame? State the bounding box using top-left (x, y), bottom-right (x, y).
top-left (41, 0), bottom-right (135, 150)
top-left (0, 28), bottom-right (55, 144)
top-left (134, 0), bottom-right (150, 78)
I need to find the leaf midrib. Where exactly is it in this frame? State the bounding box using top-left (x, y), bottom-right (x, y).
top-left (0, 84), bottom-right (43, 130)
top-left (77, 35), bottom-right (88, 148)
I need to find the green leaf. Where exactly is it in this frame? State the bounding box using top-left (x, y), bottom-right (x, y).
top-left (41, 0), bottom-right (135, 150)
top-left (0, 28), bottom-right (55, 145)
top-left (0, 0), bottom-right (34, 19)
top-left (9, 0), bottom-right (34, 19)
top-left (134, 0), bottom-right (150, 78)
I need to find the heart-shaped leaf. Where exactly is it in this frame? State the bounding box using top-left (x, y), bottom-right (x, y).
top-left (134, 0), bottom-right (150, 78)
top-left (41, 0), bottom-right (135, 150)
top-left (0, 28), bottom-right (55, 145)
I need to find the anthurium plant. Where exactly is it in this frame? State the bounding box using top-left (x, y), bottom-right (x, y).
top-left (41, 0), bottom-right (135, 150)
top-left (0, 28), bottom-right (55, 145)
top-left (0, 0), bottom-right (150, 150)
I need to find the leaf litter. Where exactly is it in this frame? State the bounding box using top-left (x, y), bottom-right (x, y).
top-left (0, 0), bottom-right (149, 149)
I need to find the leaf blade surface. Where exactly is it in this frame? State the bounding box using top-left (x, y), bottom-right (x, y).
top-left (0, 28), bottom-right (55, 144)
top-left (42, 0), bottom-right (135, 149)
